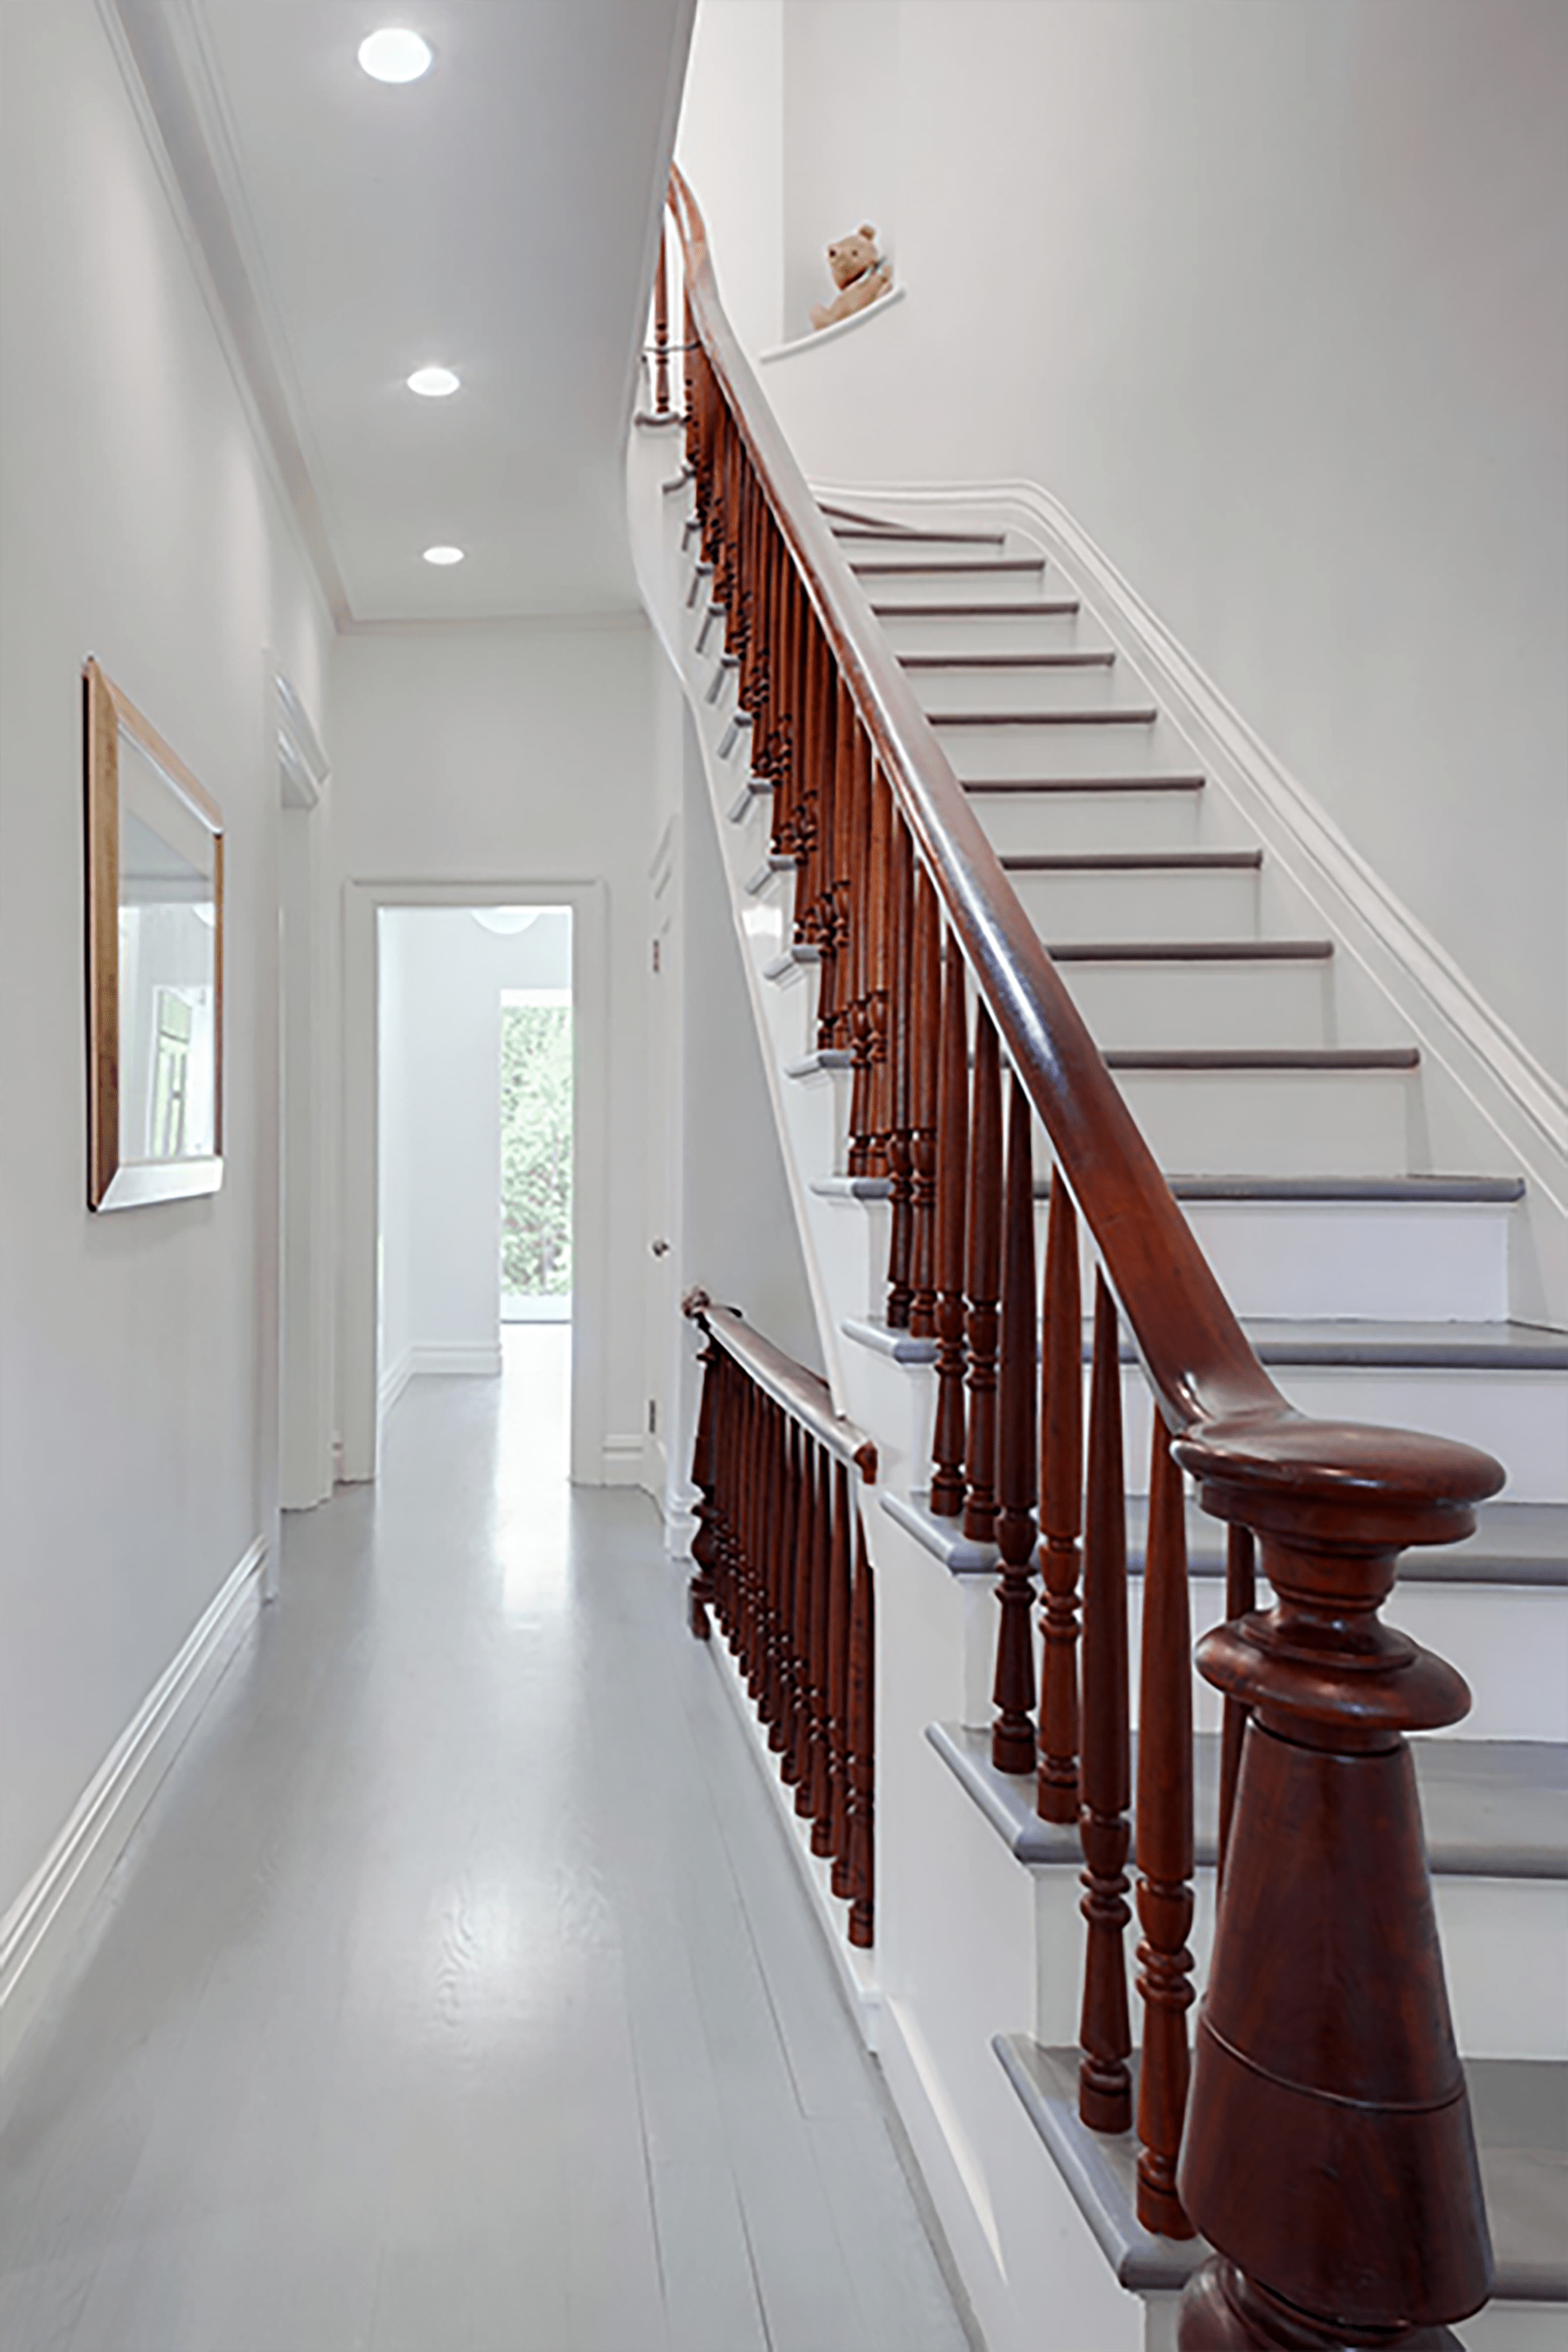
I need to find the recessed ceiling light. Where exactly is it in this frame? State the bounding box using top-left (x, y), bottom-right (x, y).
top-left (407, 365), bottom-right (461, 398)
top-left (422, 545), bottom-right (465, 566)
top-left (358, 29), bottom-right (433, 83)
top-left (472, 908), bottom-right (542, 938)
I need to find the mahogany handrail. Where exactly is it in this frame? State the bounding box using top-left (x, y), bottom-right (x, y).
top-left (684, 1290), bottom-right (877, 1484)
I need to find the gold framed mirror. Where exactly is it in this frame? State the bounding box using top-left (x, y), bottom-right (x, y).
top-left (84, 660), bottom-right (224, 1209)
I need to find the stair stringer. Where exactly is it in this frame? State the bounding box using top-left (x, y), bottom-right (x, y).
top-left (813, 474), bottom-right (1568, 1330)
top-left (630, 429), bottom-right (1187, 2352)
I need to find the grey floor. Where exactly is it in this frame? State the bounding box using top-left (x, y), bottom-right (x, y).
top-left (0, 1332), bottom-right (977, 2352)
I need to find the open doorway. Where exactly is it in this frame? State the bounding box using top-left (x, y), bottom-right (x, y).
top-left (376, 904), bottom-right (573, 1462)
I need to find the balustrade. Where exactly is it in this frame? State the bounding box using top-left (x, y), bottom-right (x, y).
top-left (667, 165), bottom-right (1501, 2345)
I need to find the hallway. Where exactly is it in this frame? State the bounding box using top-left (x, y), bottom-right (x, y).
top-left (0, 1336), bottom-right (974, 2352)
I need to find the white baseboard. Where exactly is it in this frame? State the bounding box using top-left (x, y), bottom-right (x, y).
top-left (0, 1534), bottom-right (268, 2070)
top-left (410, 1342), bottom-right (504, 1378)
top-left (600, 1433), bottom-right (647, 1486)
top-left (378, 1345), bottom-right (414, 1419)
top-left (816, 473), bottom-right (1568, 1320)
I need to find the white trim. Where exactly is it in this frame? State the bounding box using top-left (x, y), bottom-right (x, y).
top-left (760, 283), bottom-right (907, 365)
top-left (0, 1536), bottom-right (267, 2070)
top-left (378, 1344), bottom-right (414, 1421)
top-left (600, 1435), bottom-right (648, 1486)
top-left (408, 1343), bottom-right (504, 1379)
top-left (813, 474), bottom-right (1568, 1315)
top-left (340, 880), bottom-right (610, 1489)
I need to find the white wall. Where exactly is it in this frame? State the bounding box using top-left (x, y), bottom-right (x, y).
top-left (0, 3), bottom-right (331, 1922)
top-left (378, 907), bottom-right (574, 1395)
top-left (781, 0), bottom-right (902, 343)
top-left (329, 623), bottom-right (659, 1485)
top-left (676, 0), bottom-right (786, 356)
top-left (756, 0), bottom-right (1568, 1081)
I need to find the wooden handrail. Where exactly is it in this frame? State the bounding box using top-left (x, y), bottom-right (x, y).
top-left (684, 1290), bottom-right (877, 1483)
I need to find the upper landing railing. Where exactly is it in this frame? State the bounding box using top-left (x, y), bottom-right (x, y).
top-left (650, 170), bottom-right (1501, 2349)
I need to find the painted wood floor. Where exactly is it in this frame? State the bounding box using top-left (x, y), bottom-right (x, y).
top-left (0, 1333), bottom-right (978, 2352)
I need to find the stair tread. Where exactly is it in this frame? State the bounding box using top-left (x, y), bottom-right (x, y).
top-left (1047, 939), bottom-right (1333, 962)
top-left (872, 598), bottom-right (1082, 617)
top-left (902, 650), bottom-right (1115, 670)
top-left (886, 1482), bottom-right (1566, 1588)
top-left (848, 1312), bottom-right (1568, 1373)
top-left (1105, 1047), bottom-right (1419, 1071)
top-left (964, 774), bottom-right (1205, 793)
top-left (994, 2036), bottom-right (1567, 2300)
top-left (1046, 1173), bottom-right (1526, 1204)
top-left (929, 1722), bottom-right (1568, 1879)
top-left (932, 706), bottom-right (1158, 726)
top-left (850, 555), bottom-right (1046, 576)
top-left (1006, 849), bottom-right (1262, 870)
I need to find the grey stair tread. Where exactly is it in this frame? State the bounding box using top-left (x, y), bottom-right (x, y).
top-left (932, 706), bottom-right (1158, 726)
top-left (871, 597), bottom-right (1082, 617)
top-left (841, 1308), bottom-right (1566, 1378)
top-left (785, 1048), bottom-right (854, 1078)
top-left (964, 773), bottom-right (1205, 793)
top-left (850, 555), bottom-right (1046, 576)
top-left (811, 1175), bottom-right (893, 1201)
top-left (823, 504), bottom-right (1004, 544)
top-left (995, 2038), bottom-right (1567, 2300)
top-left (1005, 849), bottom-right (1262, 870)
top-left (902, 650), bottom-right (1116, 669)
top-left (1063, 1174), bottom-right (1527, 1202)
top-left (1103, 1048), bottom-right (1419, 1072)
top-left (929, 1722), bottom-right (1568, 1879)
top-left (1046, 939), bottom-right (1333, 962)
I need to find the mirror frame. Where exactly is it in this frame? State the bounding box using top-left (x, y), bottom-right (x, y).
top-left (84, 658), bottom-right (225, 1209)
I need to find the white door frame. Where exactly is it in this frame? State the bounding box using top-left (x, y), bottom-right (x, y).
top-left (339, 877), bottom-right (609, 1486)
top-left (274, 666), bottom-right (334, 1516)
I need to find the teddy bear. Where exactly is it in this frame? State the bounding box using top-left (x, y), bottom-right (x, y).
top-left (809, 225), bottom-right (893, 332)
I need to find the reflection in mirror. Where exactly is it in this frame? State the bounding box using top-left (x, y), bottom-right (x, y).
top-left (85, 660), bottom-right (225, 1209)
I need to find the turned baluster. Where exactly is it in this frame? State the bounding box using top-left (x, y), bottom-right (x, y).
top-left (1037, 1177), bottom-right (1084, 1823)
top-left (651, 217), bottom-right (671, 416)
top-left (1135, 1415), bottom-right (1196, 2240)
top-left (1077, 1273), bottom-right (1133, 2133)
top-left (742, 1376), bottom-right (766, 1699)
top-left (795, 625), bottom-right (823, 947)
top-left (777, 1419), bottom-right (803, 1783)
top-left (884, 818), bottom-right (915, 1325)
top-left (759, 1396), bottom-right (784, 1741)
top-left (710, 1353), bottom-right (735, 1640)
top-left (814, 670), bottom-right (846, 1049)
top-left (687, 1339), bottom-right (719, 1638)
top-left (791, 1432), bottom-right (818, 1810)
top-left (807, 1441), bottom-right (835, 1833)
top-left (991, 1073), bottom-right (1039, 1773)
top-left (826, 1459), bottom-right (853, 1886)
top-left (1215, 1523), bottom-right (1255, 1885)
top-left (907, 871), bottom-right (940, 1340)
top-left (848, 730), bottom-right (876, 1172)
top-left (773, 564), bottom-right (802, 863)
top-left (863, 770), bottom-right (893, 1183)
top-left (846, 1515), bottom-right (876, 1947)
top-left (929, 938), bottom-right (969, 1516)
top-left (963, 1003), bottom-right (1002, 1541)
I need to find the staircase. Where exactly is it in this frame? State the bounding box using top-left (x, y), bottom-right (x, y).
top-left (630, 190), bottom-right (1566, 2352)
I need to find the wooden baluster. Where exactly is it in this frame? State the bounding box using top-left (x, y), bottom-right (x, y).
top-left (827, 1459), bottom-right (853, 1890)
top-left (687, 1339), bottom-right (719, 1638)
top-left (963, 1002), bottom-right (1002, 1541)
top-left (991, 1073), bottom-right (1039, 1772)
top-left (651, 217), bottom-right (671, 416)
top-left (846, 1513), bottom-right (875, 1947)
top-left (710, 1354), bottom-right (733, 1639)
top-left (864, 769), bottom-right (893, 1183)
top-left (907, 871), bottom-right (940, 1340)
top-left (1077, 1272), bottom-right (1133, 2133)
top-left (884, 817), bottom-right (915, 1324)
top-left (1135, 1415), bottom-right (1196, 2240)
top-left (1215, 1523), bottom-right (1255, 1886)
top-left (742, 1377), bottom-right (764, 1699)
top-left (777, 1419), bottom-right (803, 1784)
top-left (759, 1397), bottom-right (783, 1742)
top-left (847, 729), bottom-right (875, 1171)
top-left (929, 937), bottom-right (969, 1516)
top-left (1037, 1177), bottom-right (1085, 1822)
top-left (795, 621), bottom-right (822, 947)
top-left (813, 665), bottom-right (844, 1049)
top-left (773, 555), bottom-right (800, 861)
top-left (817, 1430), bottom-right (841, 1834)
top-left (791, 1433), bottom-right (818, 1809)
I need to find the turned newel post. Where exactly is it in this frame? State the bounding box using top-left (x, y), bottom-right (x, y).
top-left (1174, 1418), bottom-right (1503, 2352)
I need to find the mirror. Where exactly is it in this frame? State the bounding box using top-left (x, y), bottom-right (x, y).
top-left (85, 660), bottom-right (224, 1209)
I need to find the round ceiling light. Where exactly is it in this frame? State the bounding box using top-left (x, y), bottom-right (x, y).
top-left (422, 545), bottom-right (465, 566)
top-left (358, 29), bottom-right (433, 83)
top-left (472, 908), bottom-right (542, 938)
top-left (407, 365), bottom-right (461, 398)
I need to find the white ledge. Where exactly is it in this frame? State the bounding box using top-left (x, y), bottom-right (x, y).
top-left (760, 283), bottom-right (908, 366)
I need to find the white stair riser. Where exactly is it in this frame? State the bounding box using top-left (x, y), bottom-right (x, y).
top-left (937, 715), bottom-right (1190, 781)
top-left (1275, 1364), bottom-right (1568, 1506)
top-left (1058, 957), bottom-right (1333, 1051)
top-left (849, 564), bottom-right (1054, 607)
top-left (1009, 866), bottom-right (1260, 942)
top-left (878, 608), bottom-right (1098, 657)
top-left (1034, 1867), bottom-right (1566, 2064)
top-left (968, 786), bottom-right (1204, 857)
top-left (1054, 1066), bottom-right (1412, 1177)
top-left (909, 664), bottom-right (1147, 717)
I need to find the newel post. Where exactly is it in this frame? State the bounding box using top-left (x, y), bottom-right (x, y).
top-left (1172, 1417), bottom-right (1503, 2352)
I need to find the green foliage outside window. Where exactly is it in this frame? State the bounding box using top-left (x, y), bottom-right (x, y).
top-left (500, 1004), bottom-right (572, 1295)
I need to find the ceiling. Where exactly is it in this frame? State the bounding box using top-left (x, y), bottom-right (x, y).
top-left (115, 0), bottom-right (695, 626)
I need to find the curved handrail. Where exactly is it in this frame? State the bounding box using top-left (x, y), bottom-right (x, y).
top-left (667, 163), bottom-right (1500, 1523)
top-left (684, 1291), bottom-right (878, 1484)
